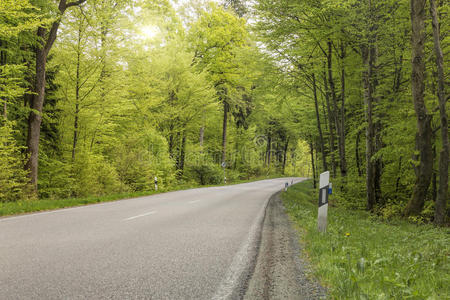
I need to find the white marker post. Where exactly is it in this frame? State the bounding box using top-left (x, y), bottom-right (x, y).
top-left (318, 171), bottom-right (330, 233)
top-left (154, 176), bottom-right (158, 191)
top-left (222, 162), bottom-right (227, 184)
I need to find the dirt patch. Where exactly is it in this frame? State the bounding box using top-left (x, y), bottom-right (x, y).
top-left (244, 192), bottom-right (327, 299)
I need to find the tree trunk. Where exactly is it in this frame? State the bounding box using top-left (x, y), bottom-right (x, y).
top-left (432, 144), bottom-right (437, 202)
top-left (221, 100), bottom-right (229, 164)
top-left (282, 138), bottom-right (289, 174)
top-left (309, 140), bottom-right (316, 189)
top-left (179, 131), bottom-right (186, 174)
top-left (199, 126), bottom-right (204, 147)
top-left (395, 157), bottom-right (403, 193)
top-left (25, 35), bottom-right (47, 190)
top-left (25, 0), bottom-right (86, 192)
top-left (339, 42), bottom-right (347, 178)
top-left (72, 103), bottom-right (79, 160)
top-left (266, 133), bottom-right (272, 168)
top-left (0, 44), bottom-right (6, 119)
top-left (361, 0), bottom-right (381, 211)
top-left (430, 0), bottom-right (448, 225)
top-left (72, 28), bottom-right (82, 161)
top-left (312, 73), bottom-right (327, 171)
top-left (362, 39), bottom-right (377, 211)
top-left (404, 0), bottom-right (433, 216)
top-left (322, 66), bottom-right (337, 177)
top-left (327, 41), bottom-right (346, 178)
top-left (356, 129), bottom-right (362, 177)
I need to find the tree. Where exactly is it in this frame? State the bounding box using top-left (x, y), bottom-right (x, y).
top-left (25, 0), bottom-right (86, 192)
top-left (404, 0), bottom-right (433, 217)
top-left (189, 5), bottom-right (248, 166)
top-left (429, 0), bottom-right (448, 225)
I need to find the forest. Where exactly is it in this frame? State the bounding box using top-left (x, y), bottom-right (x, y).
top-left (0, 0), bottom-right (448, 225)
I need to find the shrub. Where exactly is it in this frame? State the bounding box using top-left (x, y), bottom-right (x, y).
top-left (71, 149), bottom-right (121, 197)
top-left (0, 121), bottom-right (28, 202)
top-left (187, 163), bottom-right (223, 185)
top-left (38, 152), bottom-right (74, 199)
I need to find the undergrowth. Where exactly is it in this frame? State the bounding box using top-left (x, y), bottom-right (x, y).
top-left (283, 180), bottom-right (450, 299)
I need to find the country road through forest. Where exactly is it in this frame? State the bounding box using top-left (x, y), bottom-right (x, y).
top-left (0, 178), bottom-right (323, 299)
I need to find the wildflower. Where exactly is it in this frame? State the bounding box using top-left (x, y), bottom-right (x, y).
top-left (345, 232), bottom-right (350, 237)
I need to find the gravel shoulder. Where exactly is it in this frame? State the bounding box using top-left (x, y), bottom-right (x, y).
top-left (244, 191), bottom-right (327, 299)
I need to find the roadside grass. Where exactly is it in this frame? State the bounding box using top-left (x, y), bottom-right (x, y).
top-left (0, 174), bottom-right (285, 217)
top-left (283, 180), bottom-right (450, 299)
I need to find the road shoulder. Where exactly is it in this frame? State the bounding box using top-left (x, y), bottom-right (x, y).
top-left (244, 191), bottom-right (327, 299)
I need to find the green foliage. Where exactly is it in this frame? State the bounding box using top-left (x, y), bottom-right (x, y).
top-left (38, 152), bottom-right (74, 199)
top-left (187, 163), bottom-right (223, 185)
top-left (71, 149), bottom-right (121, 197)
top-left (0, 0), bottom-right (43, 38)
top-left (283, 181), bottom-right (450, 299)
top-left (0, 121), bottom-right (28, 201)
top-left (112, 128), bottom-right (175, 192)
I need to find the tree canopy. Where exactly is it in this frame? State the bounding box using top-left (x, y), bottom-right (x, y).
top-left (0, 0), bottom-right (448, 225)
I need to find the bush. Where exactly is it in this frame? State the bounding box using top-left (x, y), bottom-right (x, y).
top-left (112, 129), bottom-right (175, 191)
top-left (187, 163), bottom-right (223, 185)
top-left (71, 149), bottom-right (121, 197)
top-left (0, 121), bottom-right (28, 202)
top-left (38, 152), bottom-right (74, 199)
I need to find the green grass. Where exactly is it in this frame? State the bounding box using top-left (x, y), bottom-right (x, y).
top-left (283, 180), bottom-right (450, 300)
top-left (0, 174), bottom-right (285, 217)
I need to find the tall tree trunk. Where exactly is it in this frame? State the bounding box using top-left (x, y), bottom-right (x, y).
top-left (199, 126), bottom-right (204, 147)
top-left (25, 0), bottom-right (86, 192)
top-left (309, 140), bottom-right (316, 189)
top-left (395, 157), bottom-right (403, 193)
top-left (430, 0), bottom-right (448, 225)
top-left (282, 137), bottom-right (289, 174)
top-left (72, 27), bottom-right (82, 161)
top-left (362, 34), bottom-right (378, 210)
top-left (363, 47), bottom-right (376, 211)
top-left (322, 66), bottom-right (337, 177)
top-left (404, 0), bottom-right (433, 216)
top-left (327, 40), bottom-right (347, 177)
top-left (72, 103), bottom-right (79, 160)
top-left (356, 129), bottom-right (363, 177)
top-left (266, 133), bottom-right (272, 168)
top-left (312, 73), bottom-right (327, 171)
top-left (0, 43), bottom-right (6, 119)
top-left (221, 100), bottom-right (229, 164)
top-left (25, 34), bottom-right (47, 190)
top-left (339, 42), bottom-right (347, 178)
top-left (179, 131), bottom-right (186, 174)
top-left (175, 132), bottom-right (181, 170)
top-left (432, 143), bottom-right (437, 202)
top-left (361, 0), bottom-right (382, 211)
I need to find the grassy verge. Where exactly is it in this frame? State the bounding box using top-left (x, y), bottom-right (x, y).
top-left (0, 174), bottom-right (285, 217)
top-left (282, 180), bottom-right (450, 299)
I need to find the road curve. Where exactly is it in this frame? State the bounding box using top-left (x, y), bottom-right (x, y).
top-left (0, 178), bottom-right (303, 299)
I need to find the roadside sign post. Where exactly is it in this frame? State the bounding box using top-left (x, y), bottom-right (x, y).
top-left (318, 171), bottom-right (330, 233)
top-left (154, 176), bottom-right (158, 191)
top-left (221, 162), bottom-right (226, 184)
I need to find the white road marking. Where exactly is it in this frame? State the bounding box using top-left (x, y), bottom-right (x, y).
top-left (123, 211), bottom-right (157, 221)
top-left (188, 200), bottom-right (201, 204)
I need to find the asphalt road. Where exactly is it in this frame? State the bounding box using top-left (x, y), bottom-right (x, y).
top-left (0, 178), bottom-right (303, 300)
